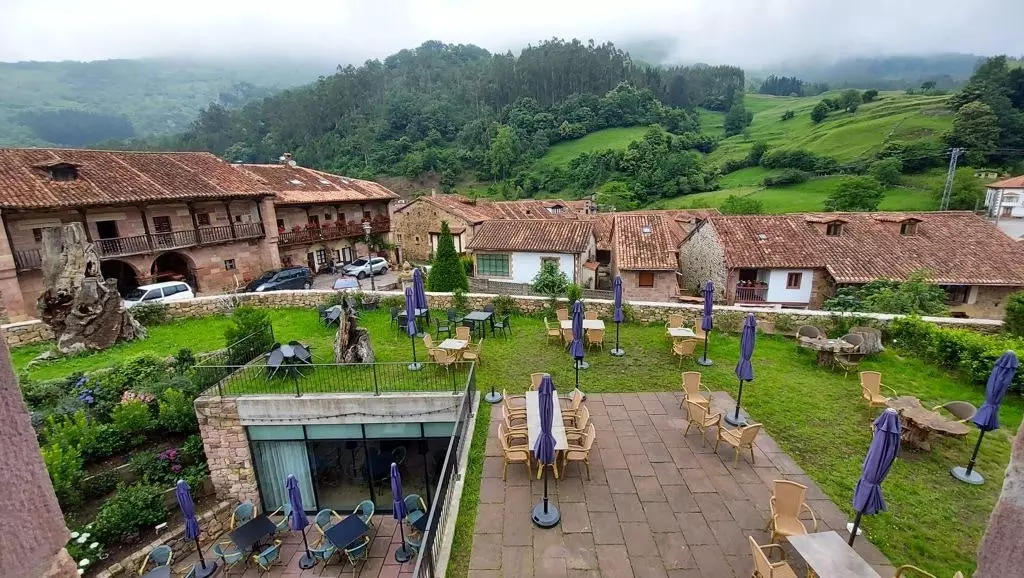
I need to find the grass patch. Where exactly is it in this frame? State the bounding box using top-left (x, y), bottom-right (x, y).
top-left (534, 126), bottom-right (654, 169)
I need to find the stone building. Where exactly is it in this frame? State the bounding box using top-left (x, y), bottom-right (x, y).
top-left (236, 162), bottom-right (398, 272)
top-left (0, 149), bottom-right (281, 320)
top-left (391, 193), bottom-right (591, 262)
top-left (678, 211), bottom-right (1024, 317)
top-left (609, 213), bottom-right (688, 302)
top-left (467, 219), bottom-right (597, 287)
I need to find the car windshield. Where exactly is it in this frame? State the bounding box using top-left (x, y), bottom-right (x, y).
top-left (255, 271), bottom-right (276, 281)
top-left (124, 288), bottom-right (146, 301)
top-left (350, 258), bottom-right (367, 266)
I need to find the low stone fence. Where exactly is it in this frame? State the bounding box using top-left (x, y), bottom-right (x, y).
top-left (95, 499), bottom-right (231, 578)
top-left (3, 289), bottom-right (1004, 348)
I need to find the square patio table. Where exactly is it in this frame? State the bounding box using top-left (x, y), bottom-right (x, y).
top-left (229, 514), bottom-right (277, 554)
top-left (438, 338), bottom-right (468, 351)
top-left (324, 514), bottom-right (370, 551)
top-left (667, 327), bottom-right (696, 339)
top-left (525, 390), bottom-right (569, 452)
top-left (788, 531), bottom-right (882, 578)
top-left (559, 319), bottom-right (605, 330)
top-left (462, 311), bottom-right (493, 337)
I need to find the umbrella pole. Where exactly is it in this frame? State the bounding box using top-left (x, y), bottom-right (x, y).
top-left (397, 517), bottom-right (411, 563)
top-left (193, 536), bottom-right (217, 578)
top-left (697, 331), bottom-right (713, 366)
top-left (848, 511), bottom-right (864, 546)
top-left (575, 361), bottom-right (580, 389)
top-left (611, 321), bottom-right (624, 357)
top-left (726, 380), bottom-right (746, 426)
top-left (543, 467), bottom-right (549, 514)
top-left (298, 527), bottom-right (316, 569)
top-left (965, 429), bottom-right (986, 476)
top-left (409, 334), bottom-right (422, 371)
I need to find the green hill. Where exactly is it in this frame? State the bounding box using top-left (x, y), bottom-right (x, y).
top-left (533, 126), bottom-right (653, 169)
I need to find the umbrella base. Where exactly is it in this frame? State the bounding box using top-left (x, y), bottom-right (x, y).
top-left (951, 466), bottom-right (985, 485)
top-left (844, 522), bottom-right (863, 537)
top-left (610, 348), bottom-right (625, 357)
top-left (532, 502), bottom-right (561, 528)
top-left (724, 410), bottom-right (749, 427)
top-left (484, 390), bottom-right (504, 404)
top-left (395, 545), bottom-right (414, 563)
top-left (696, 356), bottom-right (714, 366)
top-left (193, 562), bottom-right (218, 578)
top-left (575, 360), bottom-right (590, 370)
top-left (298, 553), bottom-right (317, 569)
top-left (407, 362), bottom-right (423, 371)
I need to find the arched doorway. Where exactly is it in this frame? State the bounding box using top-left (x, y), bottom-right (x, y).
top-left (100, 259), bottom-right (140, 297)
top-left (151, 252), bottom-right (199, 291)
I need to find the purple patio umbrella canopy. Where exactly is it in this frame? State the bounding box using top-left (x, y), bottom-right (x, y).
top-left (286, 474), bottom-right (315, 569)
top-left (176, 480), bottom-right (215, 577)
top-left (532, 374), bottom-right (560, 527)
top-left (570, 300), bottom-right (587, 386)
top-left (391, 462), bottom-right (413, 562)
top-left (849, 408), bottom-right (901, 545)
top-left (405, 287), bottom-right (422, 370)
top-left (413, 268), bottom-right (428, 311)
top-left (727, 313), bottom-right (756, 425)
top-left (698, 280), bottom-right (714, 365)
top-left (953, 351), bottom-right (1018, 484)
top-left (611, 276), bottom-right (625, 356)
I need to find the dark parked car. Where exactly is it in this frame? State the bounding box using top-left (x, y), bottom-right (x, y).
top-left (245, 267), bottom-right (312, 292)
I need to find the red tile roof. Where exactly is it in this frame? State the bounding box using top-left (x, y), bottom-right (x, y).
top-left (709, 212), bottom-right (1024, 285)
top-left (0, 149), bottom-right (270, 209)
top-left (467, 220), bottom-right (594, 253)
top-left (591, 209), bottom-right (719, 251)
top-left (613, 213), bottom-right (681, 270)
top-left (988, 175), bottom-right (1024, 188)
top-left (395, 194), bottom-right (587, 224)
top-left (237, 164), bottom-right (398, 204)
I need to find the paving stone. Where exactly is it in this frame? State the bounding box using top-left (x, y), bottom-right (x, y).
top-left (689, 543), bottom-right (735, 577)
top-left (635, 425), bottom-right (664, 444)
top-left (676, 513), bottom-right (716, 546)
top-left (653, 462), bottom-right (686, 486)
top-left (708, 474), bottom-right (745, 502)
top-left (618, 436), bottom-right (646, 455)
top-left (470, 534), bottom-right (503, 570)
top-left (622, 522), bottom-right (660, 557)
top-left (584, 483), bottom-right (616, 513)
top-left (502, 546), bottom-right (534, 578)
top-left (601, 447), bottom-right (629, 470)
top-left (708, 520), bottom-right (748, 556)
top-left (566, 571), bottom-right (601, 578)
top-left (503, 506), bottom-right (534, 546)
top-left (622, 396), bottom-right (646, 411)
top-left (682, 468), bottom-right (716, 493)
top-left (666, 570), bottom-right (703, 578)
top-left (644, 503), bottom-right (682, 533)
top-left (596, 544), bottom-right (635, 577)
top-left (480, 477), bottom-right (506, 503)
top-left (535, 558), bottom-right (567, 578)
top-left (563, 533), bottom-right (598, 570)
top-left (724, 499), bottom-right (767, 531)
top-left (483, 456), bottom-right (505, 479)
top-left (655, 532), bottom-right (696, 570)
top-left (560, 502), bottom-right (592, 533)
top-left (663, 484), bottom-right (699, 513)
top-left (725, 554), bottom-right (751, 578)
top-left (613, 420), bottom-right (639, 436)
top-left (475, 503), bottom-right (505, 533)
top-left (694, 493), bottom-right (733, 522)
top-left (607, 406), bottom-right (630, 420)
top-left (625, 454), bottom-right (656, 476)
top-left (535, 528), bottom-right (568, 560)
top-left (634, 476), bottom-right (667, 503)
top-left (631, 556), bottom-right (670, 578)
top-left (613, 493), bottom-right (647, 522)
top-left (740, 483), bottom-right (773, 512)
top-left (642, 397), bottom-right (667, 415)
top-left (694, 453), bottom-right (731, 478)
top-left (645, 442), bottom-right (673, 463)
top-left (590, 512), bottom-right (625, 545)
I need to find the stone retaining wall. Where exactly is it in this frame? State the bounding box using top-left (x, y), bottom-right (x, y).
top-left (95, 500), bottom-right (231, 578)
top-left (194, 396), bottom-right (260, 509)
top-left (3, 289), bottom-right (1004, 348)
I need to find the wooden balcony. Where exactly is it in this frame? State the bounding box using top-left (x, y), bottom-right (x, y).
top-left (63, 223), bottom-right (265, 260)
top-left (735, 284), bottom-right (769, 303)
top-left (13, 248), bottom-right (42, 271)
top-left (278, 218), bottom-right (390, 248)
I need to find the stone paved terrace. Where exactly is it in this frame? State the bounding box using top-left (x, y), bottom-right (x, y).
top-left (471, 392), bottom-right (895, 578)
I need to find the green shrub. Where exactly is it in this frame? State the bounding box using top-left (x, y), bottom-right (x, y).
top-left (620, 303), bottom-right (637, 323)
top-left (451, 288), bottom-right (469, 314)
top-left (42, 442), bottom-right (84, 508)
top-left (426, 221), bottom-right (469, 292)
top-left (565, 284), bottom-right (583, 306)
top-left (868, 158), bottom-right (903, 187)
top-left (224, 306), bottom-right (274, 364)
top-left (92, 483), bottom-right (167, 544)
top-left (129, 302), bottom-right (170, 326)
top-left (20, 378), bottom-right (67, 410)
top-left (158, 388), bottom-right (198, 433)
top-left (1005, 291), bottom-right (1024, 337)
top-left (532, 260), bottom-right (570, 298)
top-left (45, 410), bottom-right (100, 455)
top-left (379, 295), bottom-right (404, 310)
top-left (113, 354), bottom-right (170, 391)
top-left (111, 401), bottom-right (153, 443)
top-left (91, 424), bottom-right (131, 457)
top-left (492, 294), bottom-right (519, 318)
top-left (762, 169), bottom-right (809, 187)
top-left (83, 470), bottom-right (119, 501)
top-left (171, 348), bottom-right (196, 374)
top-left (181, 434), bottom-right (207, 464)
top-left (460, 254), bottom-right (474, 276)
top-left (66, 527), bottom-right (105, 571)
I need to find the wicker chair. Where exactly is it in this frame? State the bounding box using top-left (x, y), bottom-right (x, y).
top-left (502, 405), bottom-right (527, 429)
top-left (665, 313), bottom-right (684, 335)
top-left (860, 371), bottom-right (897, 409)
top-left (455, 326), bottom-right (471, 341)
top-left (748, 536), bottom-right (798, 578)
top-left (586, 328), bottom-right (605, 351)
top-left (715, 422), bottom-right (763, 465)
top-left (530, 372), bottom-right (547, 391)
top-left (429, 348), bottom-right (458, 371)
top-left (680, 371), bottom-right (712, 410)
top-left (544, 317), bottom-right (561, 343)
top-left (683, 399), bottom-right (721, 446)
top-left (673, 339), bottom-right (697, 367)
top-left (562, 423), bottom-right (596, 479)
top-left (462, 338), bottom-right (483, 365)
top-left (932, 401), bottom-right (977, 423)
top-left (562, 328), bottom-right (575, 348)
top-left (894, 565), bottom-right (941, 578)
top-left (423, 334), bottom-right (435, 350)
top-left (768, 480), bottom-right (819, 543)
top-left (565, 404), bottom-right (591, 436)
top-left (556, 308), bottom-right (569, 321)
top-left (498, 423), bottom-right (531, 480)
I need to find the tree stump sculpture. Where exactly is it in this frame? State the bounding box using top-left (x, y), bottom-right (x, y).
top-left (37, 223), bottom-right (146, 354)
top-left (333, 304), bottom-right (375, 364)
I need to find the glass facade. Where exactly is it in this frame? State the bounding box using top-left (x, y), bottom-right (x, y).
top-left (248, 422), bottom-right (454, 513)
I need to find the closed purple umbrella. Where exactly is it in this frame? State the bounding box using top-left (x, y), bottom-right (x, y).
top-left (849, 408), bottom-right (901, 545)
top-left (611, 276), bottom-right (625, 357)
top-left (405, 287), bottom-right (422, 371)
top-left (953, 351), bottom-right (1018, 485)
top-left (570, 300), bottom-right (587, 389)
top-left (697, 280), bottom-right (714, 366)
top-left (286, 474), bottom-right (315, 569)
top-left (532, 374), bottom-right (560, 528)
top-left (176, 480), bottom-right (216, 577)
top-left (391, 463), bottom-right (413, 562)
top-left (413, 268), bottom-right (429, 332)
top-left (727, 313), bottom-right (756, 426)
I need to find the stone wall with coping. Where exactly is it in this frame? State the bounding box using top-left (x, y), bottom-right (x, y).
top-left (2, 288), bottom-right (1006, 349)
top-left (94, 500), bottom-right (232, 578)
top-left (194, 396), bottom-right (260, 509)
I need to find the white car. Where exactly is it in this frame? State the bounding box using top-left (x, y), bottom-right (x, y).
top-left (342, 257), bottom-right (389, 279)
top-left (123, 281), bottom-right (195, 308)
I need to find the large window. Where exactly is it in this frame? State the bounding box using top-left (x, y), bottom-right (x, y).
top-left (638, 271), bottom-right (655, 288)
top-left (477, 254), bottom-right (510, 277)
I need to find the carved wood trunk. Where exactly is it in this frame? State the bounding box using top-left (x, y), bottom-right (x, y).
top-left (333, 307), bottom-right (375, 364)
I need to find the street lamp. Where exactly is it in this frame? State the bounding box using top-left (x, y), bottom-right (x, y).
top-left (362, 221), bottom-right (375, 291)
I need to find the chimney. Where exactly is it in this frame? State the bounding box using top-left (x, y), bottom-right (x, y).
top-left (430, 188), bottom-right (437, 197)
top-left (279, 152), bottom-right (297, 167)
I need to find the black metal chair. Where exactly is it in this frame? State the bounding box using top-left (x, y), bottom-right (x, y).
top-left (447, 308), bottom-right (463, 324)
top-left (434, 317), bottom-right (452, 339)
top-left (492, 315), bottom-right (511, 338)
top-left (389, 307), bottom-right (400, 329)
top-left (483, 304), bottom-right (495, 313)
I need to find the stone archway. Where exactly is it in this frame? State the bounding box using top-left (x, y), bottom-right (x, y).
top-left (99, 259), bottom-right (140, 297)
top-left (151, 251), bottom-right (199, 291)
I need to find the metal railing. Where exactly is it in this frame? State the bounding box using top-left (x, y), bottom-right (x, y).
top-left (13, 248), bottom-right (41, 271)
top-left (196, 360), bottom-right (473, 397)
top-left (469, 277), bottom-right (613, 300)
top-left (87, 223), bottom-right (266, 258)
top-left (278, 218), bottom-right (391, 247)
top-left (412, 364), bottom-right (476, 577)
top-left (735, 285), bottom-right (769, 303)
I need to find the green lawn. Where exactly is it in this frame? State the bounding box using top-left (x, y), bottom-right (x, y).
top-left (13, 309), bottom-right (1013, 577)
top-left (534, 126), bottom-right (654, 169)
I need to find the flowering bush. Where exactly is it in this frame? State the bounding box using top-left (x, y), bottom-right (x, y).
top-left (66, 526), bottom-right (105, 575)
top-left (92, 483), bottom-right (167, 544)
top-left (120, 391), bottom-right (155, 405)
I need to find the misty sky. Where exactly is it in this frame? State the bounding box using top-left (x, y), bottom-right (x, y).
top-left (3, 0), bottom-right (1023, 67)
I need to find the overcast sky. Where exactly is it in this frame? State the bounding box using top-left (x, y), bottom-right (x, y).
top-left (3, 0), bottom-right (1023, 67)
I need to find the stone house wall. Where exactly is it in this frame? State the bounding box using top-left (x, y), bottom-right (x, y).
top-left (949, 285), bottom-right (1021, 319)
top-left (615, 269), bottom-right (678, 303)
top-left (677, 221), bottom-right (727, 300)
top-left (392, 199), bottom-right (473, 262)
top-left (194, 396), bottom-right (260, 508)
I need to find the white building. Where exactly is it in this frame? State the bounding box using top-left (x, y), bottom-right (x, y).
top-left (467, 219), bottom-right (597, 288)
top-left (985, 175), bottom-right (1024, 219)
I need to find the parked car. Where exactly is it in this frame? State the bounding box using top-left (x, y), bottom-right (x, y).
top-left (245, 267), bottom-right (312, 292)
top-left (123, 281), bottom-right (195, 308)
top-left (342, 257), bottom-right (388, 279)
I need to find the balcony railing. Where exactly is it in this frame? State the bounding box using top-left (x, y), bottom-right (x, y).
top-left (278, 218), bottom-right (390, 247)
top-left (87, 223), bottom-right (266, 259)
top-left (735, 284), bottom-right (769, 303)
top-left (13, 248), bottom-right (42, 271)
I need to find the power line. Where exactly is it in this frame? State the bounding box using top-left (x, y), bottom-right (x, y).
top-left (939, 147), bottom-right (966, 211)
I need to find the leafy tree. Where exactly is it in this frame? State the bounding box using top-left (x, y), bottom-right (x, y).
top-left (594, 180), bottom-right (638, 211)
top-left (823, 270), bottom-right (948, 315)
top-left (946, 101), bottom-right (1000, 164)
top-left (762, 169), bottom-right (809, 187)
top-left (921, 80), bottom-right (937, 93)
top-left (810, 101), bottom-right (829, 123)
top-left (426, 221), bottom-right (468, 292)
top-left (825, 177), bottom-right (885, 211)
top-left (723, 103), bottom-right (749, 137)
top-left (488, 125), bottom-right (520, 180)
top-left (780, 110), bottom-right (795, 121)
top-left (531, 260), bottom-right (570, 298)
top-left (839, 89), bottom-right (862, 113)
top-left (746, 141), bottom-right (770, 165)
top-left (719, 195), bottom-right (765, 215)
top-left (868, 158), bottom-right (903, 187)
top-left (939, 168), bottom-right (985, 210)
top-left (862, 89), bottom-right (879, 103)
top-left (759, 75), bottom-right (805, 96)
top-left (1004, 291), bottom-right (1024, 337)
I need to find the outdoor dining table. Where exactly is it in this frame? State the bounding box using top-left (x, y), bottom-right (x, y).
top-left (788, 531), bottom-right (882, 578)
top-left (799, 337), bottom-right (856, 366)
top-left (139, 566), bottom-right (171, 578)
top-left (324, 514), bottom-right (370, 551)
top-left (438, 338), bottom-right (468, 352)
top-left (559, 319), bottom-right (605, 331)
top-left (667, 327), bottom-right (697, 339)
top-left (525, 390), bottom-right (570, 454)
top-left (411, 512), bottom-right (429, 532)
top-left (229, 514), bottom-right (277, 554)
top-left (886, 395), bottom-right (971, 451)
top-left (462, 310), bottom-right (493, 337)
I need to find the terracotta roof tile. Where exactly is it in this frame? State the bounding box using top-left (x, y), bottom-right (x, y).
top-left (988, 175), bottom-right (1024, 188)
top-left (468, 219), bottom-right (593, 253)
top-left (237, 164), bottom-right (398, 204)
top-left (710, 211), bottom-right (1024, 285)
top-left (613, 213), bottom-right (680, 270)
top-left (395, 194), bottom-right (586, 224)
top-left (0, 148), bottom-right (268, 209)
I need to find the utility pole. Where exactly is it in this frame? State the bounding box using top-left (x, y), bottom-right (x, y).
top-left (939, 147), bottom-right (965, 211)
